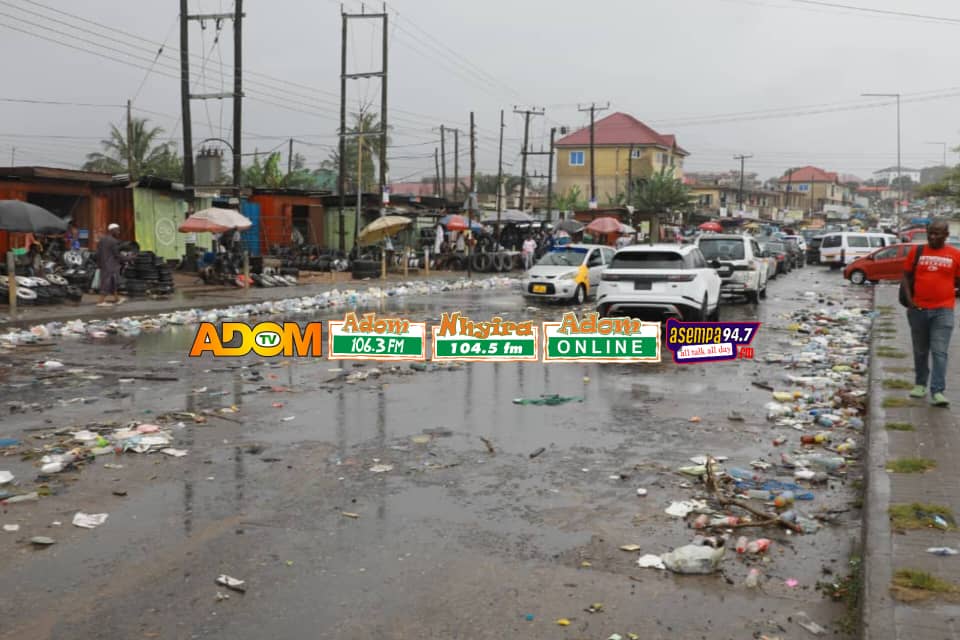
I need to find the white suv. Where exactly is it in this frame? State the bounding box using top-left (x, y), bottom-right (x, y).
top-left (695, 234), bottom-right (769, 303)
top-left (596, 244), bottom-right (721, 321)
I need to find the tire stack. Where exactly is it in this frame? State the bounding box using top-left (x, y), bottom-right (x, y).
top-left (122, 251), bottom-right (174, 297)
top-left (154, 257), bottom-right (175, 295)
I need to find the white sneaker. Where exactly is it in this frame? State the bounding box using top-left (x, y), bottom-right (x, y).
top-left (96, 302), bottom-right (113, 307)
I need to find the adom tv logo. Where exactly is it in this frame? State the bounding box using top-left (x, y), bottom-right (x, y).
top-left (189, 322), bottom-right (323, 357)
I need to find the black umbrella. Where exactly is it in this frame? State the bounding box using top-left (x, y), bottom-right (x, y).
top-left (555, 218), bottom-right (584, 234)
top-left (0, 200), bottom-right (68, 234)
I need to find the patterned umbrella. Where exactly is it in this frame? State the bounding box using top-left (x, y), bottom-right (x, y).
top-left (585, 217), bottom-right (622, 234)
top-left (178, 207), bottom-right (252, 233)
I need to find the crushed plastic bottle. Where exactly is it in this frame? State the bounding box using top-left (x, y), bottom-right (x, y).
top-left (661, 544), bottom-right (725, 574)
top-left (746, 538), bottom-right (771, 554)
top-left (774, 491), bottom-right (795, 508)
top-left (735, 536), bottom-right (749, 553)
top-left (744, 568), bottom-right (761, 588)
top-left (795, 454), bottom-right (845, 473)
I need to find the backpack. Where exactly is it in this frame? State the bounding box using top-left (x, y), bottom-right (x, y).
top-left (898, 245), bottom-right (924, 308)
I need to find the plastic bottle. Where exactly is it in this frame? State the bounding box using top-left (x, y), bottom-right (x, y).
top-left (778, 510), bottom-right (798, 524)
top-left (744, 489), bottom-right (773, 501)
top-left (727, 468), bottom-right (761, 482)
top-left (774, 491), bottom-right (795, 508)
top-left (709, 516), bottom-right (740, 527)
top-left (800, 433), bottom-right (829, 445)
top-left (692, 514), bottom-right (710, 529)
top-left (747, 538), bottom-right (771, 554)
top-left (735, 536), bottom-right (749, 553)
top-left (744, 568), bottom-right (761, 588)
top-left (772, 436), bottom-right (787, 446)
top-left (796, 454), bottom-right (845, 473)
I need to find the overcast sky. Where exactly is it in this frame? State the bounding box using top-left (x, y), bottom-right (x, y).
top-left (3, 0), bottom-right (960, 183)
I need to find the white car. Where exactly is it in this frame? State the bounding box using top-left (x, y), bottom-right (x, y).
top-left (522, 244), bottom-right (614, 304)
top-left (781, 234), bottom-right (807, 254)
top-left (694, 234), bottom-right (769, 303)
top-left (596, 244), bottom-right (722, 321)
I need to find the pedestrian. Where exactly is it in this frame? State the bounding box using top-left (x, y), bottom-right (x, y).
top-left (65, 223), bottom-right (81, 250)
top-left (96, 223), bottom-right (129, 307)
top-left (522, 235), bottom-right (537, 270)
top-left (434, 222), bottom-right (444, 256)
top-left (902, 219), bottom-right (960, 407)
top-left (455, 231), bottom-right (466, 254)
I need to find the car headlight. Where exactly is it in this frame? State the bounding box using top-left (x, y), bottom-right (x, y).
top-left (559, 271), bottom-right (579, 280)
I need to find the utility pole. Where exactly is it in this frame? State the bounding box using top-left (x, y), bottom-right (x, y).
top-left (338, 4), bottom-right (389, 248)
top-left (232, 0), bottom-right (242, 187)
top-left (355, 116), bottom-right (364, 251)
top-left (440, 125), bottom-right (447, 201)
top-left (453, 128), bottom-right (460, 201)
top-left (434, 148), bottom-right (440, 196)
top-left (513, 106), bottom-right (545, 212)
top-left (577, 102), bottom-right (609, 208)
top-left (469, 111), bottom-right (476, 278)
top-left (126, 99), bottom-right (134, 178)
top-left (626, 143), bottom-right (635, 205)
top-left (288, 138), bottom-right (294, 177)
top-left (179, 0), bottom-right (194, 193)
top-left (733, 154), bottom-right (753, 211)
top-left (496, 109), bottom-right (504, 242)
top-left (546, 127), bottom-right (557, 223)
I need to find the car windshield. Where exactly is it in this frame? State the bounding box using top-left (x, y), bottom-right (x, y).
top-left (698, 238), bottom-right (745, 260)
top-left (765, 242), bottom-right (786, 252)
top-left (809, 237), bottom-right (823, 248)
top-left (610, 251), bottom-right (685, 269)
top-left (536, 248), bottom-right (586, 267)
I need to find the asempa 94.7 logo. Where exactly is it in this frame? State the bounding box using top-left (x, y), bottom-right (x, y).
top-left (664, 319), bottom-right (760, 364)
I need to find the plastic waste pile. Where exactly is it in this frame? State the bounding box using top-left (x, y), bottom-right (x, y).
top-left (0, 276), bottom-right (516, 348)
top-left (0, 421), bottom-right (186, 503)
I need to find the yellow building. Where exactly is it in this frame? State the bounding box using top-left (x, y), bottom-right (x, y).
top-left (777, 166), bottom-right (852, 212)
top-left (555, 112), bottom-right (688, 204)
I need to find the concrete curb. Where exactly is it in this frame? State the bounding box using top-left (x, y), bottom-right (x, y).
top-left (861, 286), bottom-right (897, 640)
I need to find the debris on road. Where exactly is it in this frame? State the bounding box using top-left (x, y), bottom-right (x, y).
top-left (0, 471), bottom-right (13, 485)
top-left (637, 554), bottom-right (666, 570)
top-left (215, 574), bottom-right (247, 593)
top-left (795, 612), bottom-right (827, 635)
top-left (3, 524), bottom-right (20, 532)
top-left (529, 447), bottom-right (546, 459)
top-left (341, 511), bottom-right (360, 519)
top-left (927, 547), bottom-right (959, 556)
top-left (661, 544), bottom-right (725, 574)
top-left (513, 394), bottom-right (583, 406)
top-left (72, 512), bottom-right (108, 529)
top-left (369, 464), bottom-right (393, 473)
top-left (30, 536), bottom-right (55, 546)
top-left (619, 544), bottom-right (642, 552)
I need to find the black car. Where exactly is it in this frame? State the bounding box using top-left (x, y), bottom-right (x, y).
top-left (763, 241), bottom-right (793, 275)
top-left (806, 235), bottom-right (823, 265)
top-left (782, 237), bottom-right (805, 268)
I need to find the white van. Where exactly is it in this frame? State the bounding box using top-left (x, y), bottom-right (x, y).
top-left (819, 232), bottom-right (898, 267)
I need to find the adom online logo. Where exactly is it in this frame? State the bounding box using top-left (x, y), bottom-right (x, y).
top-left (189, 322), bottom-right (323, 357)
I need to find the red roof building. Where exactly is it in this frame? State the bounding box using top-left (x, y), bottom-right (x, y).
top-left (777, 166), bottom-right (839, 184)
top-left (555, 112), bottom-right (688, 155)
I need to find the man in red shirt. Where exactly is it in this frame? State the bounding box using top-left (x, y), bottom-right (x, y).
top-left (901, 220), bottom-right (960, 406)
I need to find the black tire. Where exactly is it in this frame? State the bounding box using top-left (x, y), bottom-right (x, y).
top-left (747, 290), bottom-right (760, 304)
top-left (687, 295), bottom-right (708, 322)
top-left (708, 303), bottom-right (720, 322)
top-left (759, 285), bottom-right (767, 299)
top-left (850, 269), bottom-right (867, 285)
top-left (572, 284), bottom-right (586, 305)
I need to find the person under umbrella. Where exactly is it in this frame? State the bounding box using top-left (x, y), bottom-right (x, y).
top-left (96, 223), bottom-right (131, 307)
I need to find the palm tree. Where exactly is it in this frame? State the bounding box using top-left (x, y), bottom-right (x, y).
top-left (631, 167), bottom-right (693, 221)
top-left (325, 110), bottom-right (389, 192)
top-left (83, 118), bottom-right (182, 180)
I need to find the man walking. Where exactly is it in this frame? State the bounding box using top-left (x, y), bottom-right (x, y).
top-left (522, 235), bottom-right (537, 270)
top-left (902, 220), bottom-right (960, 406)
top-left (96, 223), bottom-right (127, 307)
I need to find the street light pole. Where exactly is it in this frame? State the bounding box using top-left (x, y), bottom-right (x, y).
top-left (862, 92), bottom-right (901, 218)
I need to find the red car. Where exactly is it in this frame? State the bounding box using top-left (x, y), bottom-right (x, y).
top-left (844, 243), bottom-right (914, 284)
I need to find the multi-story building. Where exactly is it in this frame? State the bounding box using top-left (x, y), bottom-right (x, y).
top-left (873, 166), bottom-right (921, 185)
top-left (777, 166), bottom-right (852, 213)
top-left (554, 112), bottom-right (688, 204)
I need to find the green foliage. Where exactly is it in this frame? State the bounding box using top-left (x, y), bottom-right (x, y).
top-left (630, 167), bottom-right (692, 215)
top-left (324, 111), bottom-right (389, 192)
top-left (83, 117), bottom-right (182, 181)
top-left (886, 457), bottom-right (937, 473)
top-left (553, 185), bottom-right (588, 211)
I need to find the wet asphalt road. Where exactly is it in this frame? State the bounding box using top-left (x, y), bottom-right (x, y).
top-left (0, 266), bottom-right (870, 639)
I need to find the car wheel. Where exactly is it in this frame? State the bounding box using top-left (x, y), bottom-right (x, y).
top-left (708, 303), bottom-right (720, 321)
top-left (747, 290), bottom-right (760, 304)
top-left (759, 285), bottom-right (767, 299)
top-left (688, 295), bottom-right (708, 322)
top-left (850, 269), bottom-right (867, 285)
top-left (572, 284), bottom-right (586, 305)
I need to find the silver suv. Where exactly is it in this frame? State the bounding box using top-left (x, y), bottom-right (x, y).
top-left (694, 234), bottom-right (769, 303)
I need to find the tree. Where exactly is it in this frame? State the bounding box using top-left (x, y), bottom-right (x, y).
top-left (475, 173), bottom-right (525, 198)
top-left (553, 185), bottom-right (588, 212)
top-left (243, 152), bottom-right (284, 188)
top-left (324, 111), bottom-right (389, 192)
top-left (630, 167), bottom-right (693, 224)
top-left (890, 175), bottom-right (915, 190)
top-left (83, 118), bottom-right (182, 181)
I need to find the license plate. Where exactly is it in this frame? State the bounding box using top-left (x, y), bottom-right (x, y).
top-left (634, 280), bottom-right (651, 290)
top-left (532, 284), bottom-right (547, 293)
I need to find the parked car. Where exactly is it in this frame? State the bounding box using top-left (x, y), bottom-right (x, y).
top-left (762, 241), bottom-right (793, 274)
top-left (845, 240), bottom-right (960, 289)
top-left (899, 228), bottom-right (927, 244)
top-left (819, 232), bottom-right (898, 268)
top-left (596, 244), bottom-right (721, 321)
top-left (781, 234), bottom-right (807, 256)
top-left (806, 235), bottom-right (824, 265)
top-left (521, 244), bottom-right (614, 304)
top-left (782, 237), bottom-right (806, 268)
top-left (694, 234), bottom-right (769, 303)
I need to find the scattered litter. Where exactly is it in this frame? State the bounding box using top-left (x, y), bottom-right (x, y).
top-left (0, 471), bottom-right (13, 485)
top-left (636, 488), bottom-right (647, 497)
top-left (281, 416), bottom-right (296, 422)
top-left (271, 402), bottom-right (284, 408)
top-left (795, 612), bottom-right (827, 636)
top-left (744, 568), bottom-right (761, 588)
top-left (585, 603), bottom-right (604, 613)
top-left (727, 411), bottom-right (744, 421)
top-left (513, 394), bottom-right (583, 406)
top-left (524, 614), bottom-right (534, 621)
top-left (665, 500), bottom-right (707, 517)
top-left (661, 544), bottom-right (724, 574)
top-left (608, 634), bottom-right (623, 640)
top-left (637, 554), bottom-right (666, 570)
top-left (341, 512), bottom-right (360, 519)
top-left (4, 492), bottom-right (38, 504)
top-left (785, 578), bottom-right (799, 588)
top-left (160, 448), bottom-right (189, 457)
top-left (0, 438), bottom-right (20, 448)
top-left (72, 512), bottom-right (109, 529)
top-left (369, 464), bottom-right (394, 473)
top-left (41, 360), bottom-right (64, 369)
top-left (529, 447), bottom-right (546, 459)
top-left (112, 490), bottom-right (127, 497)
top-left (103, 463), bottom-right (124, 470)
top-left (215, 591), bottom-right (230, 602)
top-left (928, 547), bottom-right (960, 556)
top-left (689, 416), bottom-right (702, 423)
top-left (619, 544), bottom-right (642, 552)
top-left (410, 435), bottom-right (432, 444)
top-left (30, 536), bottom-right (55, 546)
top-left (555, 618), bottom-right (571, 627)
top-left (215, 574), bottom-right (247, 593)
top-left (3, 524), bottom-right (19, 532)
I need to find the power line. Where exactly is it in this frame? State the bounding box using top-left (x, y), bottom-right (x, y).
top-left (786, 0), bottom-right (960, 26)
